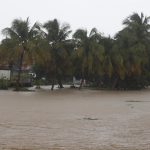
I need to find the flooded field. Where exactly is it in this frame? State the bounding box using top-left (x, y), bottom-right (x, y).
top-left (0, 87), bottom-right (150, 150)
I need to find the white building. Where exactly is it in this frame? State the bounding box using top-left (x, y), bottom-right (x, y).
top-left (0, 70), bottom-right (11, 80)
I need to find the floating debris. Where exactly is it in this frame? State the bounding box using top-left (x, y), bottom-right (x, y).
top-left (126, 100), bottom-right (150, 103)
top-left (83, 117), bottom-right (98, 121)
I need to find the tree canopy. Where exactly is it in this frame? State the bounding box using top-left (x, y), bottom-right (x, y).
top-left (1, 12), bottom-right (150, 90)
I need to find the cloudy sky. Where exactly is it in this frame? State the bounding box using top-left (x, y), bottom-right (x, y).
top-left (0, 0), bottom-right (150, 39)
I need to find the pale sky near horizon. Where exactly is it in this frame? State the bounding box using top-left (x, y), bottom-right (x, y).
top-left (0, 0), bottom-right (150, 39)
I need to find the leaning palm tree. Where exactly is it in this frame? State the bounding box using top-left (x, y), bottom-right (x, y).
top-left (39, 19), bottom-right (72, 90)
top-left (118, 12), bottom-right (150, 71)
top-left (73, 28), bottom-right (105, 89)
top-left (2, 18), bottom-right (39, 90)
top-left (113, 12), bottom-right (150, 89)
top-left (122, 12), bottom-right (150, 44)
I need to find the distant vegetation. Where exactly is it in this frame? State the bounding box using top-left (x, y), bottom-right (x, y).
top-left (1, 12), bottom-right (150, 90)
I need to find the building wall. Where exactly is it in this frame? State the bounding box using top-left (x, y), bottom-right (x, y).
top-left (0, 70), bottom-right (11, 80)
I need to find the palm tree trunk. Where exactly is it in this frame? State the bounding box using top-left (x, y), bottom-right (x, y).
top-left (35, 80), bottom-right (41, 89)
top-left (79, 79), bottom-right (84, 90)
top-left (58, 78), bottom-right (64, 88)
top-left (51, 79), bottom-right (55, 90)
top-left (112, 77), bottom-right (119, 90)
top-left (16, 48), bottom-right (25, 91)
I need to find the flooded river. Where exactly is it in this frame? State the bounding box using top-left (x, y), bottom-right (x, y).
top-left (0, 88), bottom-right (150, 150)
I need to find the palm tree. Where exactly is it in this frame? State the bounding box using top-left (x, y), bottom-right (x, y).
top-left (2, 18), bottom-right (39, 90)
top-left (123, 12), bottom-right (150, 42)
top-left (39, 19), bottom-right (72, 90)
top-left (0, 38), bottom-right (18, 66)
top-left (114, 12), bottom-right (150, 89)
top-left (73, 28), bottom-right (105, 89)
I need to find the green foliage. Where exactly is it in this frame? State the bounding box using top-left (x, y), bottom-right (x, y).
top-left (1, 18), bottom-right (39, 90)
top-left (1, 13), bottom-right (150, 90)
top-left (0, 78), bottom-right (10, 90)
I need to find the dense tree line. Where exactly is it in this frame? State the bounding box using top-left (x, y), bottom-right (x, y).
top-left (1, 12), bottom-right (150, 90)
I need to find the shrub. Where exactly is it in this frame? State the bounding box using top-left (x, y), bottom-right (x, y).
top-left (0, 77), bottom-right (10, 90)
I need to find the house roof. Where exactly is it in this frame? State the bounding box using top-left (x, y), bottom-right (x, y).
top-left (0, 65), bottom-right (11, 70)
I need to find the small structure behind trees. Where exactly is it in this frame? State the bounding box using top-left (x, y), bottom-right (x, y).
top-left (0, 66), bottom-right (11, 80)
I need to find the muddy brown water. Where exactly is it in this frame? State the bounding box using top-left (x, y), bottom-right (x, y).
top-left (0, 87), bottom-right (150, 150)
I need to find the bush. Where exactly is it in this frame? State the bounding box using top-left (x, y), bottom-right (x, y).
top-left (0, 77), bottom-right (10, 90)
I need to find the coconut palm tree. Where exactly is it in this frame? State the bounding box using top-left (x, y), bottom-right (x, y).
top-left (73, 28), bottom-right (105, 89)
top-left (2, 18), bottom-right (39, 90)
top-left (38, 19), bottom-right (72, 90)
top-left (0, 38), bottom-right (18, 66)
top-left (123, 13), bottom-right (150, 42)
top-left (113, 12), bottom-right (150, 89)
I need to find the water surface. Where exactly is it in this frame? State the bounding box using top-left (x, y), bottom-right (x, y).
top-left (0, 88), bottom-right (150, 149)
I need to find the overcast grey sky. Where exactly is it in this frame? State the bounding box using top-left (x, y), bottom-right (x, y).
top-left (0, 0), bottom-right (150, 39)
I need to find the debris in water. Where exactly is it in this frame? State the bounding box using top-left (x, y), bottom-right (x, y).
top-left (83, 117), bottom-right (98, 121)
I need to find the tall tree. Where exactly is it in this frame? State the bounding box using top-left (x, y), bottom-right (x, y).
top-left (2, 18), bottom-right (39, 90)
top-left (114, 12), bottom-right (150, 89)
top-left (73, 28), bottom-right (105, 88)
top-left (123, 13), bottom-right (150, 42)
top-left (39, 19), bottom-right (72, 90)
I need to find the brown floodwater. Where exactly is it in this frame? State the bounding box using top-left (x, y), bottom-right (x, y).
top-left (0, 87), bottom-right (150, 150)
